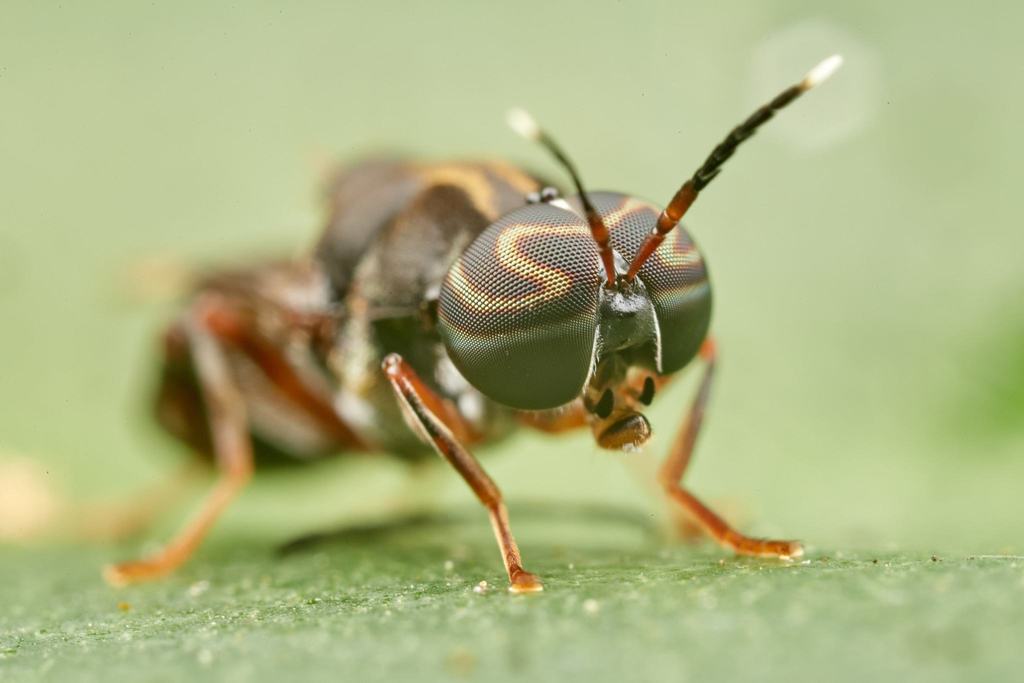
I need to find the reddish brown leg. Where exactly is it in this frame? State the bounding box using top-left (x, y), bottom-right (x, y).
top-left (104, 303), bottom-right (254, 585)
top-left (74, 461), bottom-right (206, 542)
top-left (382, 353), bottom-right (542, 593)
top-left (658, 339), bottom-right (803, 559)
top-left (200, 302), bottom-right (364, 448)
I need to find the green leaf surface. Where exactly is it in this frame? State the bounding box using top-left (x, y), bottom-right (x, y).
top-left (2, 1), bottom-right (1023, 682)
top-left (4, 537), bottom-right (1023, 683)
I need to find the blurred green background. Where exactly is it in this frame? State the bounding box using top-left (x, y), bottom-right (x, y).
top-left (1, 1), bottom-right (1022, 681)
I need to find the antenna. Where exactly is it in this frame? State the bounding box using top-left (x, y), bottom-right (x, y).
top-left (624, 55), bottom-right (843, 281)
top-left (507, 108), bottom-right (618, 287)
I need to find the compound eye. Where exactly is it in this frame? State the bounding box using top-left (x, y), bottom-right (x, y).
top-left (438, 203), bottom-right (602, 409)
top-left (583, 192), bottom-right (712, 375)
top-left (633, 221), bottom-right (712, 373)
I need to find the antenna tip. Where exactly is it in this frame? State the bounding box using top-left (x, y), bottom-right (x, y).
top-left (506, 107), bottom-right (541, 140)
top-left (801, 54), bottom-right (843, 91)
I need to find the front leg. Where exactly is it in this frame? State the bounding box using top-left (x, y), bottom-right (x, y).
top-left (658, 339), bottom-right (804, 559)
top-left (382, 353), bottom-right (543, 593)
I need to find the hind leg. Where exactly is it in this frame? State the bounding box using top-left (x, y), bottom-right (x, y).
top-left (76, 320), bottom-right (218, 544)
top-left (73, 461), bottom-right (205, 542)
top-left (104, 300), bottom-right (254, 585)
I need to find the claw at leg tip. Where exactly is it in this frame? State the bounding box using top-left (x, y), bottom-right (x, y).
top-left (508, 571), bottom-right (544, 594)
top-left (782, 542), bottom-right (806, 560)
top-left (508, 581), bottom-right (544, 594)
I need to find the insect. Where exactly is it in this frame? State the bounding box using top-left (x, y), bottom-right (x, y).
top-left (105, 56), bottom-right (842, 592)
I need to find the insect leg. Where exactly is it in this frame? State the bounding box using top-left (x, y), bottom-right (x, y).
top-left (103, 298), bottom-right (255, 585)
top-left (382, 353), bottom-right (543, 593)
top-left (658, 339), bottom-right (804, 559)
top-left (197, 296), bottom-right (364, 449)
top-left (72, 460), bottom-right (205, 542)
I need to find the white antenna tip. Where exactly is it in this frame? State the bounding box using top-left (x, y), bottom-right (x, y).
top-left (506, 107), bottom-right (540, 140)
top-left (801, 54), bottom-right (843, 90)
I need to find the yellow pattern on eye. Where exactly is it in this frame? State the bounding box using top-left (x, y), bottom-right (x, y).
top-left (447, 222), bottom-right (594, 314)
top-left (600, 197), bottom-right (651, 229)
top-left (655, 232), bottom-right (702, 271)
top-left (597, 196), bottom-right (702, 273)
